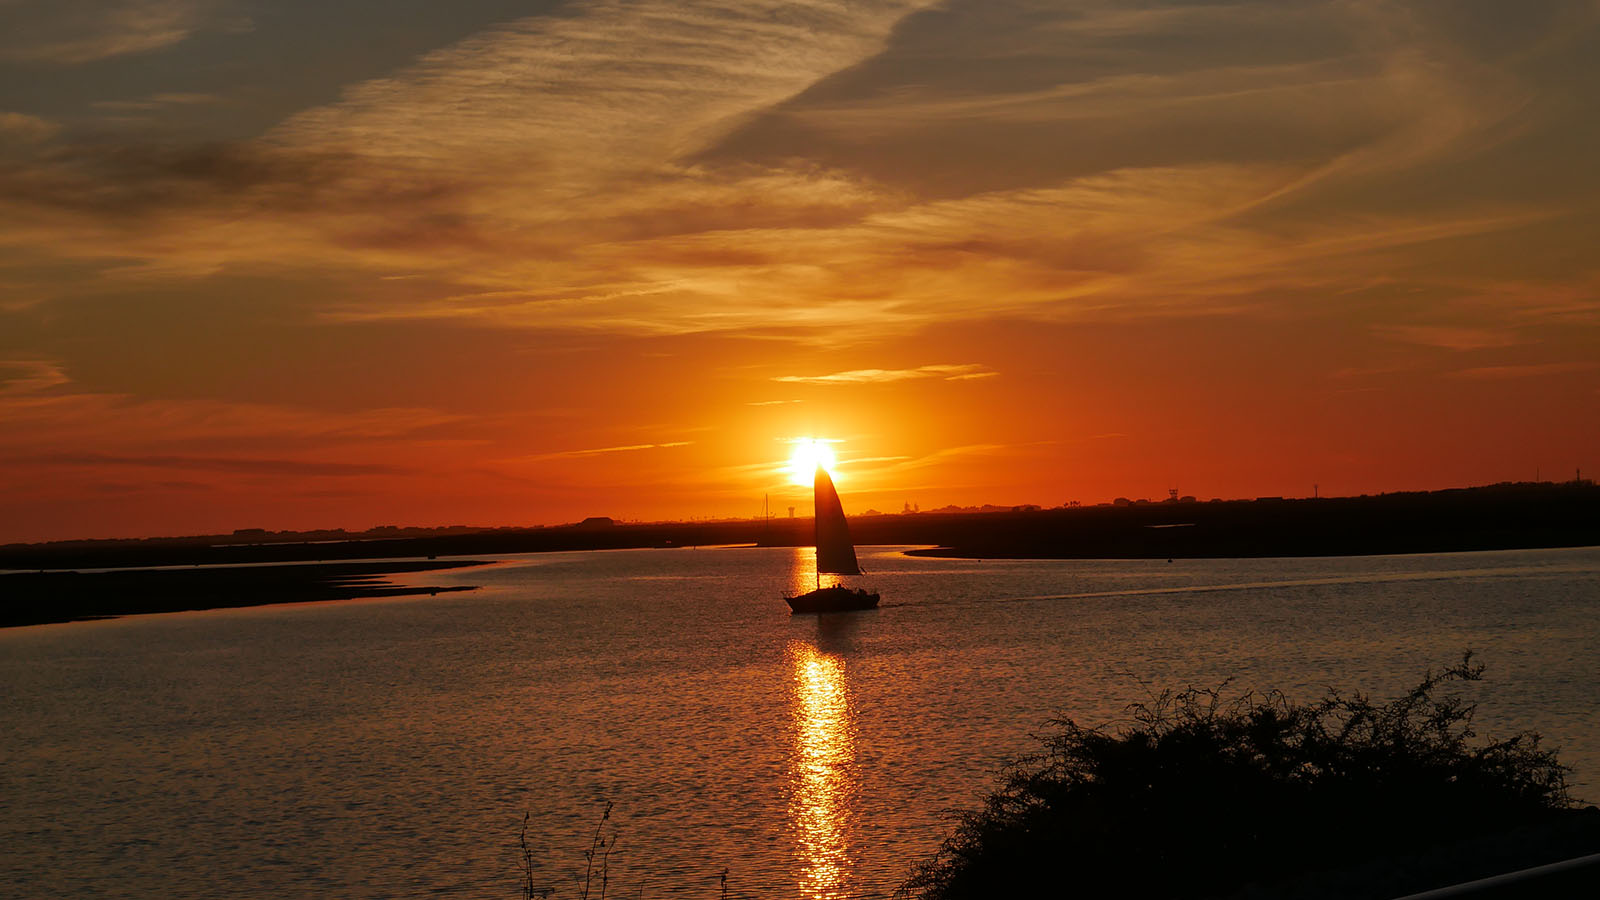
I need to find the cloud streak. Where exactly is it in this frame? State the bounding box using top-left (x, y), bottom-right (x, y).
top-left (519, 441), bottom-right (695, 462)
top-left (0, 385), bottom-right (465, 448)
top-left (9, 452), bottom-right (401, 476)
top-left (1374, 325), bottom-right (1523, 351)
top-left (0, 112), bottom-right (59, 143)
top-left (0, 0), bottom-right (244, 65)
top-left (0, 359), bottom-right (71, 394)
top-left (273, 1), bottom-right (934, 171)
top-left (1449, 362), bottom-right (1598, 380)
top-left (774, 364), bottom-right (996, 384)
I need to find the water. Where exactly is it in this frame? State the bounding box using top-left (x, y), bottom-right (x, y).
top-left (3, 546), bottom-right (1598, 899)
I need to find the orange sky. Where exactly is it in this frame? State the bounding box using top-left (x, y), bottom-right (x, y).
top-left (1, 0), bottom-right (1598, 542)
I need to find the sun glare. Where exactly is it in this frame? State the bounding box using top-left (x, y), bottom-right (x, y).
top-left (787, 438), bottom-right (838, 486)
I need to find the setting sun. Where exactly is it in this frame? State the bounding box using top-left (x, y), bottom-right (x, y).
top-left (787, 439), bottom-right (839, 487)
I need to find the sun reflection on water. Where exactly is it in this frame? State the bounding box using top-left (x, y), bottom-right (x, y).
top-left (788, 640), bottom-right (856, 899)
top-left (788, 546), bottom-right (819, 596)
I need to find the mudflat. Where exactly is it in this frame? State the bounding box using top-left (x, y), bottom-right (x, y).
top-left (0, 560), bottom-right (487, 628)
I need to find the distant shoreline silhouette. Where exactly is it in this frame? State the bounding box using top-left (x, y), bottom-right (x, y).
top-left (1, 481), bottom-right (1596, 572)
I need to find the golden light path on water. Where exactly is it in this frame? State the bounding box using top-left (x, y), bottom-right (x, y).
top-left (788, 547), bottom-right (822, 597)
top-left (789, 639), bottom-right (856, 899)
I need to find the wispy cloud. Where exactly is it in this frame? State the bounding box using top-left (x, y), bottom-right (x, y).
top-left (1448, 362), bottom-right (1598, 380)
top-left (0, 359), bottom-right (70, 394)
top-left (91, 92), bottom-right (222, 112)
top-left (0, 112), bottom-right (59, 143)
top-left (853, 443), bottom-right (1012, 478)
top-left (0, 0), bottom-right (939, 305)
top-left (0, 1), bottom-right (247, 65)
top-left (0, 386), bottom-right (465, 447)
top-left (774, 363), bottom-right (996, 384)
top-left (519, 441), bottom-right (695, 462)
top-left (271, 1), bottom-right (934, 171)
top-left (838, 455), bottom-right (912, 466)
top-left (1373, 325), bottom-right (1522, 351)
top-left (9, 452), bottom-right (400, 476)
top-left (1, 0), bottom-right (1587, 345)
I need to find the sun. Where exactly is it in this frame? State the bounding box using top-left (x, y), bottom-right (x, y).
top-left (787, 438), bottom-right (838, 486)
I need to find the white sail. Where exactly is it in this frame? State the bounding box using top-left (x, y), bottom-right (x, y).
top-left (813, 466), bottom-right (862, 575)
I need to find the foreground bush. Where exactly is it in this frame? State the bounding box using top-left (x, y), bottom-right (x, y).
top-left (899, 654), bottom-right (1586, 899)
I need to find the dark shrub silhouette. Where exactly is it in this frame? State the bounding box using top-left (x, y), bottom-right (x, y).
top-left (899, 654), bottom-right (1586, 899)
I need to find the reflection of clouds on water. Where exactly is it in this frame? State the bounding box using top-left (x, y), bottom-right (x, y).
top-left (789, 641), bottom-right (856, 899)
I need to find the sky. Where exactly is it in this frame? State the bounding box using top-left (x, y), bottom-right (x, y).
top-left (2, 0), bottom-right (1598, 542)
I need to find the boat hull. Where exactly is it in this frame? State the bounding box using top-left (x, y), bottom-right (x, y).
top-left (785, 585), bottom-right (880, 614)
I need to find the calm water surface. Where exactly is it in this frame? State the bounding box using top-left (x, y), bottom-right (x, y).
top-left (3, 546), bottom-right (1598, 899)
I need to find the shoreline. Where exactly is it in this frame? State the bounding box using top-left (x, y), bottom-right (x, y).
top-left (0, 559), bottom-right (488, 629)
top-left (901, 540), bottom-right (1600, 560)
top-left (5, 482), bottom-right (1595, 571)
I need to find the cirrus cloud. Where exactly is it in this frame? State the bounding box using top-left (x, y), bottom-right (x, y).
top-left (0, 0), bottom-right (248, 65)
top-left (774, 364), bottom-right (997, 384)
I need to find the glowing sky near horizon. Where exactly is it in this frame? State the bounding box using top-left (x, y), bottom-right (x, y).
top-left (1, 0), bottom-right (1597, 542)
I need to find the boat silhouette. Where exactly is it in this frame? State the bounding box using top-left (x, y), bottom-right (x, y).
top-left (786, 465), bottom-right (880, 614)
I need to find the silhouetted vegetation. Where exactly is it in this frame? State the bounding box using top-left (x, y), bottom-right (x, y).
top-left (899, 655), bottom-right (1597, 899)
top-left (520, 803), bottom-right (623, 900)
top-left (515, 803), bottom-right (742, 899)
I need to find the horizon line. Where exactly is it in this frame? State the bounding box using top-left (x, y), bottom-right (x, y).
top-left (5, 477), bottom-right (1593, 548)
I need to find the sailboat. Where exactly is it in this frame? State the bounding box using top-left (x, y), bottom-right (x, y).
top-left (785, 465), bottom-right (880, 614)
